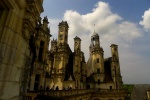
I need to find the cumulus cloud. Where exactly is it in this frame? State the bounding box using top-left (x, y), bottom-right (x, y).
top-left (140, 8), bottom-right (150, 31)
top-left (62, 1), bottom-right (142, 58)
top-left (63, 2), bottom-right (142, 43)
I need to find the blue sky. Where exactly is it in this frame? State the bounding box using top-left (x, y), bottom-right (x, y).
top-left (41, 0), bottom-right (150, 84)
top-left (42, 0), bottom-right (150, 22)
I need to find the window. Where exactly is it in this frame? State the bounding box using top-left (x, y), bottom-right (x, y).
top-left (110, 86), bottom-right (112, 89)
top-left (97, 58), bottom-right (99, 63)
top-left (97, 68), bottom-right (100, 73)
top-left (116, 82), bottom-right (118, 89)
top-left (98, 79), bottom-right (100, 85)
top-left (86, 85), bottom-right (90, 89)
top-left (93, 41), bottom-right (95, 45)
top-left (38, 41), bottom-right (44, 62)
top-left (35, 74), bottom-right (40, 81)
top-left (34, 74), bottom-right (40, 90)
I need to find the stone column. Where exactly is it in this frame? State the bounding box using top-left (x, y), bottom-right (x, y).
top-left (40, 76), bottom-right (45, 89)
top-left (30, 75), bottom-right (35, 90)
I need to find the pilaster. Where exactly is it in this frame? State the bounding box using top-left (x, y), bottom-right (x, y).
top-left (29, 75), bottom-right (35, 90)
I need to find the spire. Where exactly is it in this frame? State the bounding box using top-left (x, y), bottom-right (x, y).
top-left (92, 24), bottom-right (98, 36)
top-left (94, 24), bottom-right (95, 33)
top-left (43, 16), bottom-right (49, 23)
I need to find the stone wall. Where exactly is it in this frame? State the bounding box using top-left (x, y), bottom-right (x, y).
top-left (0, 0), bottom-right (43, 99)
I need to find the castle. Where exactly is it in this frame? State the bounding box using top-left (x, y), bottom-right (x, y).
top-left (0, 0), bottom-right (126, 100)
top-left (30, 21), bottom-right (122, 91)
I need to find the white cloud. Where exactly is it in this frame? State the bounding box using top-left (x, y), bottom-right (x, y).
top-left (62, 1), bottom-right (142, 58)
top-left (63, 2), bottom-right (142, 42)
top-left (140, 8), bottom-right (150, 31)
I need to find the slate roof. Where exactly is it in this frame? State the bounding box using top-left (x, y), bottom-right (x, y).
top-left (131, 84), bottom-right (150, 100)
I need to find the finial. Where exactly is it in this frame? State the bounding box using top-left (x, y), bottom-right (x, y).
top-left (94, 24), bottom-right (95, 33)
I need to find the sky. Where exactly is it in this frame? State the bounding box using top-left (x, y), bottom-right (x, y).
top-left (41, 0), bottom-right (150, 84)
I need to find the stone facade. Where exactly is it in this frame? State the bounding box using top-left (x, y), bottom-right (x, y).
top-left (37, 21), bottom-right (126, 99)
top-left (28, 16), bottom-right (51, 91)
top-left (0, 0), bottom-right (45, 99)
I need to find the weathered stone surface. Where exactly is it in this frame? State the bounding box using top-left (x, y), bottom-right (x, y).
top-left (0, 82), bottom-right (20, 99)
top-left (0, 0), bottom-right (44, 99)
top-left (0, 64), bottom-right (12, 81)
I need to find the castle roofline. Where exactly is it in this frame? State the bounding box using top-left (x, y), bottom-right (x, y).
top-left (74, 36), bottom-right (81, 41)
top-left (110, 44), bottom-right (118, 47)
top-left (92, 31), bottom-right (99, 36)
top-left (58, 20), bottom-right (69, 28)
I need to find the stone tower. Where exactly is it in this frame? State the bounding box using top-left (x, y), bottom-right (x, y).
top-left (73, 36), bottom-right (82, 88)
top-left (90, 32), bottom-right (105, 88)
top-left (58, 21), bottom-right (69, 46)
top-left (50, 38), bottom-right (57, 53)
top-left (51, 21), bottom-right (70, 90)
top-left (110, 44), bottom-right (122, 89)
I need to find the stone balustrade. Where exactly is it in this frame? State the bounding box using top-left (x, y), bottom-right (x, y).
top-left (24, 89), bottom-right (127, 100)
